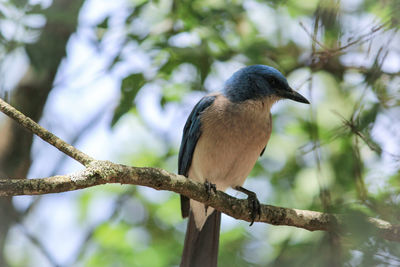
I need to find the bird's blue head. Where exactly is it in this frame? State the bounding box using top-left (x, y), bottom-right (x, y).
top-left (223, 65), bottom-right (309, 104)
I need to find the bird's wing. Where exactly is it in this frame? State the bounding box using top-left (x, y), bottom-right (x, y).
top-left (260, 146), bottom-right (266, 156)
top-left (178, 95), bottom-right (216, 218)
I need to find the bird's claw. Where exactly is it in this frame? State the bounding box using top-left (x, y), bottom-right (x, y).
top-left (204, 181), bottom-right (217, 214)
top-left (234, 186), bottom-right (261, 226)
top-left (247, 193), bottom-right (261, 226)
top-left (204, 181), bottom-right (217, 199)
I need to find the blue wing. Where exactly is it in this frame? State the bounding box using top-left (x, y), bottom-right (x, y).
top-left (260, 146), bottom-right (266, 156)
top-left (178, 95), bottom-right (216, 218)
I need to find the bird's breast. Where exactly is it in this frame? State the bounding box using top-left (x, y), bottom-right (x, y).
top-left (188, 96), bottom-right (272, 190)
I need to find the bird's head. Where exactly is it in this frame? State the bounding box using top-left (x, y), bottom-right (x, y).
top-left (223, 65), bottom-right (309, 104)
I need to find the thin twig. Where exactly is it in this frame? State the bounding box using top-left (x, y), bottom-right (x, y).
top-left (299, 21), bottom-right (388, 59)
top-left (0, 98), bottom-right (94, 166)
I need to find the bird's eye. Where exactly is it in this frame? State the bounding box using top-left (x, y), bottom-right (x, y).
top-left (270, 78), bottom-right (277, 87)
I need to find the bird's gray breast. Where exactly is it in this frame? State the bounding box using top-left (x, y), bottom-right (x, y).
top-left (188, 95), bottom-right (272, 190)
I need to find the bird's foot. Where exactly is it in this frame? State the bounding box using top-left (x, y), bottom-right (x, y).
top-left (204, 181), bottom-right (217, 215)
top-left (234, 186), bottom-right (261, 226)
top-left (204, 181), bottom-right (217, 198)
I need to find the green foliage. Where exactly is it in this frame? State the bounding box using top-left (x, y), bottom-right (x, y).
top-left (95, 0), bottom-right (400, 266)
top-left (112, 73), bottom-right (145, 126)
top-left (92, 0), bottom-right (400, 265)
top-left (3, 0), bottom-right (400, 266)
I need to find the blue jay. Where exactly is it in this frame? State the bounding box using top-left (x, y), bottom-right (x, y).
top-left (178, 65), bottom-right (309, 267)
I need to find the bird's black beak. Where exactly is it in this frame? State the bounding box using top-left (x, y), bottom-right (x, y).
top-left (279, 87), bottom-right (310, 104)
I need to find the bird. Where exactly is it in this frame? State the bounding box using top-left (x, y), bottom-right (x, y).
top-left (178, 65), bottom-right (309, 267)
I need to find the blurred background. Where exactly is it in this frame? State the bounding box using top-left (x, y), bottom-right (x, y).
top-left (0, 0), bottom-right (399, 266)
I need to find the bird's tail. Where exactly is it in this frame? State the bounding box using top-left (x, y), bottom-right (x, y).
top-left (180, 210), bottom-right (221, 267)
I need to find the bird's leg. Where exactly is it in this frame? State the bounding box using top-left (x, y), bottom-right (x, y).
top-left (234, 186), bottom-right (261, 226)
top-left (204, 181), bottom-right (217, 215)
top-left (204, 180), bottom-right (217, 198)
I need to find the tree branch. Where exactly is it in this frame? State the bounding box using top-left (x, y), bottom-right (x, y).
top-left (0, 98), bottom-right (94, 166)
top-left (0, 160), bottom-right (399, 241)
top-left (0, 161), bottom-right (400, 244)
top-left (0, 98), bottom-right (399, 242)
